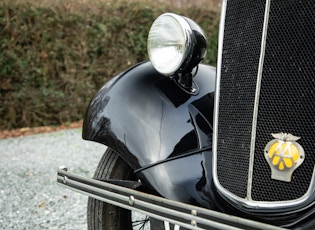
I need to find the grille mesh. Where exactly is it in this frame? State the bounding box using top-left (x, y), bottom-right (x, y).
top-left (216, 0), bottom-right (265, 198)
top-left (217, 0), bottom-right (315, 202)
top-left (251, 0), bottom-right (315, 201)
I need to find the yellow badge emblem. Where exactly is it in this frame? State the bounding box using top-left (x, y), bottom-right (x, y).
top-left (264, 133), bottom-right (305, 182)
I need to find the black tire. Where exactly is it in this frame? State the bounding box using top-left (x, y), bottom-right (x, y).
top-left (87, 148), bottom-right (149, 230)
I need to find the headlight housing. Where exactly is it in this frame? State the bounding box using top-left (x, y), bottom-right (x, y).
top-left (147, 13), bottom-right (207, 76)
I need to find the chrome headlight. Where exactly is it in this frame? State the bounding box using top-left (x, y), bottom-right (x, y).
top-left (147, 13), bottom-right (207, 76)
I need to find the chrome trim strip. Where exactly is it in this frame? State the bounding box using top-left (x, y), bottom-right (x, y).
top-left (212, 0), bottom-right (227, 200)
top-left (212, 0), bottom-right (315, 210)
top-left (57, 168), bottom-right (285, 230)
top-left (217, 168), bottom-right (315, 211)
top-left (246, 0), bottom-right (271, 201)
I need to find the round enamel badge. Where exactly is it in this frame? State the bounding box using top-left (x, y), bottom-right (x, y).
top-left (264, 133), bottom-right (305, 182)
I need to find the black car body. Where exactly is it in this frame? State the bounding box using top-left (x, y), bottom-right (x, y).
top-left (58, 0), bottom-right (315, 229)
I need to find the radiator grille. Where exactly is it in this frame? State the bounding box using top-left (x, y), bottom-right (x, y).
top-left (216, 0), bottom-right (265, 198)
top-left (216, 0), bottom-right (315, 202)
top-left (251, 0), bottom-right (315, 201)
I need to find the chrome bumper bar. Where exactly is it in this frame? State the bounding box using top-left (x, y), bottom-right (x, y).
top-left (57, 167), bottom-right (286, 230)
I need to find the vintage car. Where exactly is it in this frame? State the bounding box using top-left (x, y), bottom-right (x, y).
top-left (57, 0), bottom-right (315, 229)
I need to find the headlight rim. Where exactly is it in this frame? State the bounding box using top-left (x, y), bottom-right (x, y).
top-left (147, 12), bottom-right (196, 76)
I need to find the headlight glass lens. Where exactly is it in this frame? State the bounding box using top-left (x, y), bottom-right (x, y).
top-left (147, 13), bottom-right (189, 75)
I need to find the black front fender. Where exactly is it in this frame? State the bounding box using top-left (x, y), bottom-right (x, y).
top-left (83, 61), bottom-right (216, 170)
top-left (82, 61), bottom-right (219, 208)
top-left (83, 61), bottom-right (215, 170)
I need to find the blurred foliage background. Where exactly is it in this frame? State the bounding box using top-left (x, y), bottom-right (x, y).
top-left (0, 0), bottom-right (220, 130)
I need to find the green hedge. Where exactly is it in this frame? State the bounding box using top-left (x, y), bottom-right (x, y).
top-left (0, 0), bottom-right (220, 129)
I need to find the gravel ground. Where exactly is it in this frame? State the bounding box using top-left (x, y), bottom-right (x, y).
top-left (0, 129), bottom-right (106, 229)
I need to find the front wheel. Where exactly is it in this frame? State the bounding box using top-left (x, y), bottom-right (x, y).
top-left (87, 148), bottom-right (150, 230)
